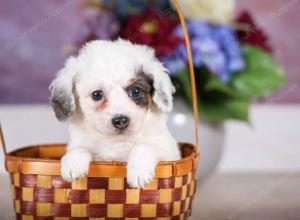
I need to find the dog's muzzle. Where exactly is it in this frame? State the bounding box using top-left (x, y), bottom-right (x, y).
top-left (112, 115), bottom-right (130, 131)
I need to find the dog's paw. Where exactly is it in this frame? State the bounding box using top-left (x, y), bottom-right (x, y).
top-left (127, 150), bottom-right (157, 188)
top-left (127, 162), bottom-right (155, 189)
top-left (61, 149), bottom-right (92, 182)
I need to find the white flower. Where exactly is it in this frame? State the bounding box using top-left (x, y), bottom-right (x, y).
top-left (176, 0), bottom-right (236, 24)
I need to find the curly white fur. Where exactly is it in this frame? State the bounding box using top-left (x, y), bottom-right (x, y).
top-left (50, 39), bottom-right (180, 188)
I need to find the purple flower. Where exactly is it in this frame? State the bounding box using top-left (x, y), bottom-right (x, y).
top-left (86, 12), bottom-right (120, 39)
top-left (212, 26), bottom-right (245, 73)
top-left (76, 11), bottom-right (120, 47)
top-left (161, 54), bottom-right (185, 76)
top-left (162, 20), bottom-right (245, 82)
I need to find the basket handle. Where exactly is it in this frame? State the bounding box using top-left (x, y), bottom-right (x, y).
top-left (0, 122), bottom-right (7, 156)
top-left (172, 0), bottom-right (199, 150)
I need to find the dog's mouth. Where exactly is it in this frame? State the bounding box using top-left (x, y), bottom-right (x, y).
top-left (114, 128), bottom-right (126, 135)
top-left (112, 122), bottom-right (143, 136)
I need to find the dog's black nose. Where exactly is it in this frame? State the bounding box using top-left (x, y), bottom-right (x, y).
top-left (112, 115), bottom-right (129, 130)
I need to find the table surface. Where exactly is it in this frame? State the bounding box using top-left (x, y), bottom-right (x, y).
top-left (1, 173), bottom-right (299, 220)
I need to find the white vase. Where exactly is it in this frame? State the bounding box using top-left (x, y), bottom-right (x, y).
top-left (168, 100), bottom-right (225, 181)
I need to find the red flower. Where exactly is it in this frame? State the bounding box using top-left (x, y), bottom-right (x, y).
top-left (237, 11), bottom-right (272, 52)
top-left (121, 10), bottom-right (184, 57)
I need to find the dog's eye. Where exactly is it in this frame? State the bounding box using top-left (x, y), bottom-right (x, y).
top-left (91, 90), bottom-right (104, 101)
top-left (128, 86), bottom-right (142, 99)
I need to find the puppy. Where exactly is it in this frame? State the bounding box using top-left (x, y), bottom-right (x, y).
top-left (50, 39), bottom-right (180, 188)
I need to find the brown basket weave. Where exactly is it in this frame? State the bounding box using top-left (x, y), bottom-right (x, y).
top-left (2, 0), bottom-right (201, 219)
top-left (4, 143), bottom-right (198, 220)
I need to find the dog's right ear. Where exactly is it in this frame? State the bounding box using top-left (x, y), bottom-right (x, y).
top-left (49, 57), bottom-right (77, 121)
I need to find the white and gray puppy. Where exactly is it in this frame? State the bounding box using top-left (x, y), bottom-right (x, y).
top-left (50, 39), bottom-right (180, 188)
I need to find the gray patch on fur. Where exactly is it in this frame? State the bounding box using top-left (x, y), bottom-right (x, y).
top-left (156, 83), bottom-right (170, 106)
top-left (50, 88), bottom-right (75, 121)
top-left (127, 70), bottom-right (154, 108)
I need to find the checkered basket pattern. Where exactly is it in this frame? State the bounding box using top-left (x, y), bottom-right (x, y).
top-left (5, 143), bottom-right (199, 220)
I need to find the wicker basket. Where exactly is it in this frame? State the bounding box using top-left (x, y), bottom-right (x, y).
top-left (1, 1), bottom-right (200, 219)
top-left (3, 143), bottom-right (198, 219)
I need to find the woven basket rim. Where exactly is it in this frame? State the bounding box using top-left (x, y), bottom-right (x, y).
top-left (5, 142), bottom-right (196, 164)
top-left (5, 142), bottom-right (199, 178)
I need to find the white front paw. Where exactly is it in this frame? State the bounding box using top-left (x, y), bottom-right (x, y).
top-left (61, 149), bottom-right (92, 182)
top-left (127, 162), bottom-right (155, 189)
top-left (127, 151), bottom-right (157, 188)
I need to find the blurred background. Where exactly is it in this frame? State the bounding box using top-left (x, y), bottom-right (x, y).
top-left (0, 0), bottom-right (299, 103)
top-left (0, 0), bottom-right (299, 220)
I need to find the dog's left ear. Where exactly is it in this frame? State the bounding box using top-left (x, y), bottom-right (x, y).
top-left (49, 57), bottom-right (77, 121)
top-left (144, 61), bottom-right (176, 112)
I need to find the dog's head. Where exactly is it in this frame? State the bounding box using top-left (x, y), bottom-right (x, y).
top-left (50, 39), bottom-right (175, 135)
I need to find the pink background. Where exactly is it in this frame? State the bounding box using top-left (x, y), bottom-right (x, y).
top-left (0, 0), bottom-right (299, 104)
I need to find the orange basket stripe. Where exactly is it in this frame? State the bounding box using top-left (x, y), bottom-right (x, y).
top-left (5, 144), bottom-right (198, 178)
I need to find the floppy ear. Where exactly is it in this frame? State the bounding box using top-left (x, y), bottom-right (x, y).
top-left (144, 61), bottom-right (176, 112)
top-left (49, 57), bottom-right (77, 121)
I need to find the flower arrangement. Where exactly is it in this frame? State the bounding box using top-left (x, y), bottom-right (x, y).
top-left (73, 0), bottom-right (286, 122)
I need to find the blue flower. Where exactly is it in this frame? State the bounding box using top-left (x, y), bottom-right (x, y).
top-left (212, 26), bottom-right (245, 73)
top-left (101, 0), bottom-right (169, 17)
top-left (162, 20), bottom-right (245, 82)
top-left (161, 54), bottom-right (185, 76)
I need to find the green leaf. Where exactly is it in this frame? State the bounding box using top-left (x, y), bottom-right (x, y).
top-left (177, 69), bottom-right (193, 104)
top-left (205, 74), bottom-right (241, 98)
top-left (231, 45), bottom-right (287, 98)
top-left (200, 99), bottom-right (250, 122)
top-left (205, 45), bottom-right (287, 99)
top-left (176, 69), bottom-right (249, 122)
